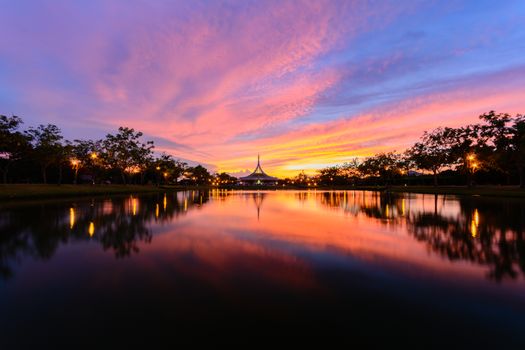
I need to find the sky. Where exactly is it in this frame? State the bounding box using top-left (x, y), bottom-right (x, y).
top-left (1, 0), bottom-right (524, 177)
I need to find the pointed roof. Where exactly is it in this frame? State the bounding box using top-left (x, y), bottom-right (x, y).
top-left (240, 154), bottom-right (278, 181)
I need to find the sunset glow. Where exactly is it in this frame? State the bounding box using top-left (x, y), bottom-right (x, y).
top-left (1, 1), bottom-right (524, 177)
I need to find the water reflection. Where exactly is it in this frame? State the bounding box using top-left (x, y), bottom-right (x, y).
top-left (0, 191), bottom-right (209, 279)
top-left (317, 191), bottom-right (525, 281)
top-left (1, 190), bottom-right (525, 282)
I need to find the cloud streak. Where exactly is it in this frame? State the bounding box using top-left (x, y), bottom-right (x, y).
top-left (1, 0), bottom-right (524, 176)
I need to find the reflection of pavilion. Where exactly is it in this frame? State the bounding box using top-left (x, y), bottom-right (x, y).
top-left (240, 155), bottom-right (278, 185)
top-left (252, 192), bottom-right (265, 220)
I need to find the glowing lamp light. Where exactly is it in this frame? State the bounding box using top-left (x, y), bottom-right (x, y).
top-left (125, 166), bottom-right (141, 174)
top-left (90, 152), bottom-right (98, 159)
top-left (69, 207), bottom-right (75, 229)
top-left (131, 197), bottom-right (138, 216)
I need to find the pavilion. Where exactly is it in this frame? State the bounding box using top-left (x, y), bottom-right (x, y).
top-left (239, 155), bottom-right (279, 185)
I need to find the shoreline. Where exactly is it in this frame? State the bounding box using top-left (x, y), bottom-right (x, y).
top-left (2, 184), bottom-right (525, 200)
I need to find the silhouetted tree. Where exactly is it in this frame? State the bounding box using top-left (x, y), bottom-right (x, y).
top-left (0, 115), bottom-right (30, 183)
top-left (101, 127), bottom-right (154, 184)
top-left (408, 128), bottom-right (452, 186)
top-left (25, 124), bottom-right (64, 184)
top-left (154, 153), bottom-right (187, 185)
top-left (185, 165), bottom-right (211, 185)
top-left (508, 115), bottom-right (525, 187)
top-left (359, 152), bottom-right (401, 186)
top-left (214, 172), bottom-right (237, 184)
top-left (67, 139), bottom-right (103, 184)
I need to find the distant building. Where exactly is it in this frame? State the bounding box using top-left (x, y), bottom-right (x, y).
top-left (239, 155), bottom-right (279, 185)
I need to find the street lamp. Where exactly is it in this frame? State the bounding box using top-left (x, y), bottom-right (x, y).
top-left (466, 153), bottom-right (479, 187)
top-left (70, 158), bottom-right (81, 184)
top-left (467, 154), bottom-right (479, 172)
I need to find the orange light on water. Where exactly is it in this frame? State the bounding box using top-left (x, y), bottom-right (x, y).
top-left (471, 209), bottom-right (480, 237)
top-left (131, 197), bottom-right (138, 216)
top-left (88, 222), bottom-right (95, 237)
top-left (69, 207), bottom-right (75, 229)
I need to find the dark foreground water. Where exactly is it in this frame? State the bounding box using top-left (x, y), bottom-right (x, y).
top-left (1, 190), bottom-right (524, 346)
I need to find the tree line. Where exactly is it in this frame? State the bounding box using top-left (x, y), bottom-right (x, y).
top-left (0, 115), bottom-right (233, 185)
top-left (2, 111), bottom-right (524, 187)
top-left (303, 111), bottom-right (525, 187)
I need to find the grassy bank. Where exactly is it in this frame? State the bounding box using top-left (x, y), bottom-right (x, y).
top-left (0, 184), bottom-right (167, 200)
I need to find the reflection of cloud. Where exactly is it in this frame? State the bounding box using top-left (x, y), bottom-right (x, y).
top-left (151, 231), bottom-right (319, 292)
top-left (2, 191), bottom-right (525, 285)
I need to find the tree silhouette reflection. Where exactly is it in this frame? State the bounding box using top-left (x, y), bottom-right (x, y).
top-left (1, 191), bottom-right (524, 282)
top-left (317, 191), bottom-right (525, 281)
top-left (406, 197), bottom-right (525, 281)
top-left (0, 191), bottom-right (209, 278)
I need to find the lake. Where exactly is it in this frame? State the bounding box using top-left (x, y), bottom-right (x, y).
top-left (1, 190), bottom-right (524, 345)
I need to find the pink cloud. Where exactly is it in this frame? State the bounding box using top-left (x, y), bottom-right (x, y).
top-left (2, 1), bottom-right (523, 178)
top-left (211, 67), bottom-right (525, 177)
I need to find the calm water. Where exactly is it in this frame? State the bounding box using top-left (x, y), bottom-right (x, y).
top-left (1, 190), bottom-right (524, 345)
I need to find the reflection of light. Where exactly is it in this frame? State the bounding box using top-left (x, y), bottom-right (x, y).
top-left (385, 204), bottom-right (390, 218)
top-left (69, 207), bottom-right (75, 229)
top-left (131, 197), bottom-right (138, 216)
top-left (184, 199), bottom-right (188, 211)
top-left (163, 194), bottom-right (167, 210)
top-left (401, 199), bottom-right (405, 216)
top-left (471, 209), bottom-right (480, 237)
top-left (156, 204), bottom-right (159, 218)
top-left (88, 222), bottom-right (95, 237)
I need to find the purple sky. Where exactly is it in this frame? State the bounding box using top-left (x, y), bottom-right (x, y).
top-left (1, 0), bottom-right (524, 176)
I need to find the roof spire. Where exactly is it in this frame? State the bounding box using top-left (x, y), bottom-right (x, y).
top-left (239, 154), bottom-right (278, 181)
